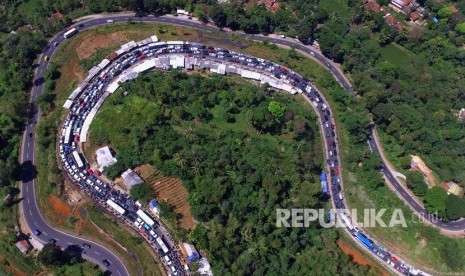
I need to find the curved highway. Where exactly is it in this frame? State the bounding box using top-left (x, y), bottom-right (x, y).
top-left (368, 132), bottom-right (465, 231)
top-left (21, 46), bottom-right (129, 275)
top-left (20, 12), bottom-right (442, 276)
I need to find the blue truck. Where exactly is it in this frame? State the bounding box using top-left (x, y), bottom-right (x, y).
top-left (355, 232), bottom-right (373, 248)
top-left (320, 172), bottom-right (327, 181)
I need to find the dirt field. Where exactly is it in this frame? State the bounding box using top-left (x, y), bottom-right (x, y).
top-left (0, 256), bottom-right (27, 276)
top-left (135, 164), bottom-right (195, 230)
top-left (410, 155), bottom-right (438, 188)
top-left (336, 239), bottom-right (389, 275)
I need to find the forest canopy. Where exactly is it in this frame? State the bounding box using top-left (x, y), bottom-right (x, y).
top-left (87, 71), bottom-right (371, 274)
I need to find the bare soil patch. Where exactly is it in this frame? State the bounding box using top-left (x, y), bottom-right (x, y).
top-left (337, 239), bottom-right (389, 275)
top-left (135, 164), bottom-right (195, 230)
top-left (410, 155), bottom-right (438, 188)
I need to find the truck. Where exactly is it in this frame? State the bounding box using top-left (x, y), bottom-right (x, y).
top-left (320, 172), bottom-right (327, 182)
top-left (355, 232), bottom-right (373, 248)
top-left (321, 180), bottom-right (328, 194)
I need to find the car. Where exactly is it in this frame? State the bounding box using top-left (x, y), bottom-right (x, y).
top-left (34, 77), bottom-right (45, 86)
top-left (33, 229), bottom-right (41, 236)
top-left (102, 259), bottom-right (111, 267)
top-left (53, 41), bottom-right (59, 47)
top-left (107, 19), bottom-right (114, 23)
top-left (49, 238), bottom-right (57, 244)
top-left (44, 56), bottom-right (49, 62)
top-left (81, 243), bottom-right (91, 249)
top-left (28, 132), bottom-right (32, 138)
top-left (188, 16), bottom-right (192, 19)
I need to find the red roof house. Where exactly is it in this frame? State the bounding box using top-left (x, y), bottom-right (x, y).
top-left (410, 12), bottom-right (420, 22)
top-left (366, 1), bottom-right (382, 13)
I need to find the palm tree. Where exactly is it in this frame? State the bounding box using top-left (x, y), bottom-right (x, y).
top-left (184, 126), bottom-right (197, 140)
top-left (173, 152), bottom-right (187, 168)
top-left (191, 162), bottom-right (203, 176)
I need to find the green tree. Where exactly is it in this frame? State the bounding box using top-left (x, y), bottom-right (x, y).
top-left (267, 101), bottom-right (286, 121)
top-left (130, 182), bottom-right (154, 203)
top-left (405, 171), bottom-right (428, 196)
top-left (455, 23), bottom-right (465, 34)
top-left (424, 186), bottom-right (448, 215)
top-left (38, 244), bottom-right (63, 266)
top-left (445, 194), bottom-right (465, 220)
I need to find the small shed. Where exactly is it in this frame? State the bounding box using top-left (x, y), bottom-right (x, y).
top-left (15, 240), bottom-right (31, 254)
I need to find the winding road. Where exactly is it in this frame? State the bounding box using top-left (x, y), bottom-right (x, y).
top-left (20, 44), bottom-right (129, 275)
top-left (20, 11), bottom-right (454, 276)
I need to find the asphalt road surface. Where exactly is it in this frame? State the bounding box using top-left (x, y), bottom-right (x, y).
top-left (21, 29), bottom-right (130, 276)
top-left (368, 132), bottom-right (465, 231)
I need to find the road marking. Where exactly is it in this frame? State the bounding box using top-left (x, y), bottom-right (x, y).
top-left (26, 152), bottom-right (29, 159)
top-left (117, 271), bottom-right (122, 276)
top-left (29, 210), bottom-right (32, 216)
top-left (94, 251), bottom-right (100, 255)
top-left (67, 242), bottom-right (73, 245)
top-left (27, 198), bottom-right (30, 204)
top-left (26, 186), bottom-right (28, 192)
top-left (43, 232), bottom-right (48, 236)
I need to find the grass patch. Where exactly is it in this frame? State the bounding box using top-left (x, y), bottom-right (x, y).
top-left (380, 43), bottom-right (415, 67)
top-left (86, 205), bottom-right (163, 276)
top-left (318, 0), bottom-right (351, 21)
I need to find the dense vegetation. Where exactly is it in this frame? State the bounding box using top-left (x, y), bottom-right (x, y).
top-left (88, 71), bottom-right (376, 274)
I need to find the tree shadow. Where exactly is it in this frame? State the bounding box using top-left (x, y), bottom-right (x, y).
top-left (16, 160), bottom-right (37, 183)
top-left (63, 244), bottom-right (84, 265)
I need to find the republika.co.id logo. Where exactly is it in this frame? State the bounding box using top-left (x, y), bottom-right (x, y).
top-left (276, 208), bottom-right (418, 228)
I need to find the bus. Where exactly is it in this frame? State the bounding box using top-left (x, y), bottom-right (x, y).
top-left (106, 199), bottom-right (126, 215)
top-left (156, 237), bottom-right (169, 254)
top-left (64, 28), bottom-right (78, 39)
top-left (72, 151), bottom-right (84, 168)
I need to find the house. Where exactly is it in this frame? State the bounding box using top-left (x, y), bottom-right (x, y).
top-left (149, 199), bottom-right (160, 216)
top-left (95, 146), bottom-right (117, 171)
top-left (121, 169), bottom-right (144, 189)
top-left (198, 258), bottom-right (213, 276)
top-left (440, 181), bottom-right (464, 197)
top-left (450, 6), bottom-right (459, 14)
top-left (391, 0), bottom-right (411, 9)
top-left (50, 12), bottom-right (63, 21)
top-left (366, 1), bottom-right (382, 13)
top-left (410, 12), bottom-right (420, 22)
top-left (459, 108), bottom-right (465, 119)
top-left (17, 25), bottom-right (32, 32)
top-left (181, 243), bottom-right (200, 263)
top-left (15, 240), bottom-right (31, 254)
top-left (384, 14), bottom-right (403, 30)
top-left (260, 0), bottom-right (275, 8)
top-left (270, 1), bottom-right (280, 12)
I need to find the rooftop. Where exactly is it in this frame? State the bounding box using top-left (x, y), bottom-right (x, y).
top-left (122, 169), bottom-right (144, 189)
top-left (96, 146), bottom-right (117, 171)
top-left (366, 1), bottom-right (381, 13)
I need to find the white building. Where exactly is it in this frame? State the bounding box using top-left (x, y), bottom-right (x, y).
top-left (122, 169), bottom-right (144, 189)
top-left (95, 146), bottom-right (117, 170)
top-left (198, 258), bottom-right (213, 276)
